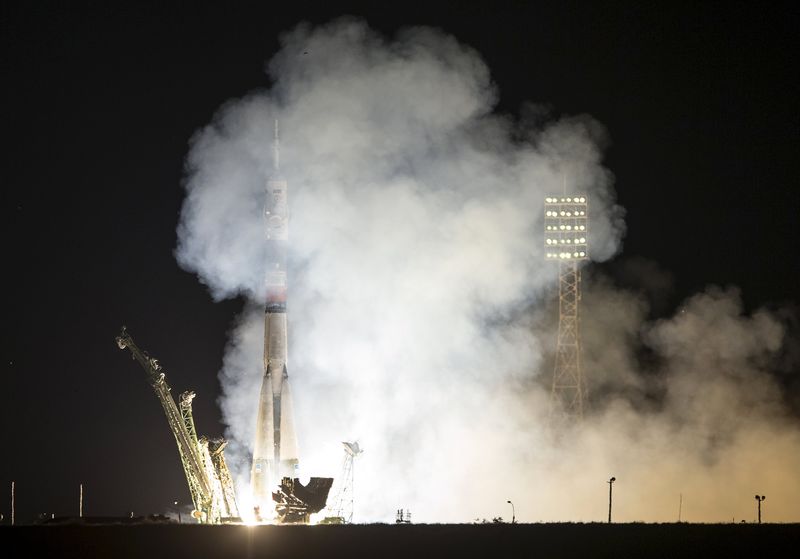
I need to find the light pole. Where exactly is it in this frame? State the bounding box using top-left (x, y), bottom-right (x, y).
top-left (755, 495), bottom-right (765, 524)
top-left (174, 500), bottom-right (182, 524)
top-left (607, 477), bottom-right (616, 523)
top-left (507, 500), bottom-right (515, 524)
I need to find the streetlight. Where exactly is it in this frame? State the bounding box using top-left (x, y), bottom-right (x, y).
top-left (506, 500), bottom-right (516, 524)
top-left (755, 495), bottom-right (766, 524)
top-left (174, 500), bottom-right (182, 524)
top-left (607, 477), bottom-right (616, 523)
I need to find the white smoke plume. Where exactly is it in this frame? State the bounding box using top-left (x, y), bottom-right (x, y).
top-left (177, 19), bottom-right (800, 522)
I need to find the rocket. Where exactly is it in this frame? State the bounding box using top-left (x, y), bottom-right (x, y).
top-left (251, 120), bottom-right (300, 512)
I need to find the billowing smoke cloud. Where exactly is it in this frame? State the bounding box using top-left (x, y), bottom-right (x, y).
top-left (177, 18), bottom-right (799, 522)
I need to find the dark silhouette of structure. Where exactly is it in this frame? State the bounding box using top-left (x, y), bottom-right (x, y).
top-left (755, 495), bottom-right (766, 524)
top-left (272, 477), bottom-right (333, 524)
top-left (607, 477), bottom-right (616, 523)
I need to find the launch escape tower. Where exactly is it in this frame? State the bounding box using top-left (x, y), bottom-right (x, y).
top-left (544, 195), bottom-right (589, 425)
top-left (251, 120), bottom-right (301, 514)
top-left (116, 327), bottom-right (240, 523)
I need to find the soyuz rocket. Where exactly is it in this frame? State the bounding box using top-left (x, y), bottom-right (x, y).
top-left (251, 120), bottom-right (300, 511)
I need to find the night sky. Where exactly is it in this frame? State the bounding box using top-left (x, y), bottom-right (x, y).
top-left (2, 3), bottom-right (797, 522)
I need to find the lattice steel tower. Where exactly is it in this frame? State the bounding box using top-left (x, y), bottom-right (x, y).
top-left (544, 195), bottom-right (589, 424)
top-left (329, 441), bottom-right (362, 523)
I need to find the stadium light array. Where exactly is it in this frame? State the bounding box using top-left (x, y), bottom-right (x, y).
top-left (544, 195), bottom-right (589, 261)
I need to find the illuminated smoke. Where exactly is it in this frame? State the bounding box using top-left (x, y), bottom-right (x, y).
top-left (176, 18), bottom-right (800, 522)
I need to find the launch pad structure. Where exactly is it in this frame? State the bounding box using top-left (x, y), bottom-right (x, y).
top-left (112, 123), bottom-right (334, 526)
top-left (116, 327), bottom-right (240, 524)
top-left (323, 441), bottom-right (363, 524)
top-left (544, 195), bottom-right (589, 425)
top-left (116, 322), bottom-right (332, 525)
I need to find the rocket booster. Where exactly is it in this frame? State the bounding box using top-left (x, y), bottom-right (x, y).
top-left (251, 121), bottom-right (300, 510)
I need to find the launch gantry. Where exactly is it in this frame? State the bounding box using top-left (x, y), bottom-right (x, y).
top-left (208, 437), bottom-right (239, 520)
top-left (326, 441), bottom-right (362, 524)
top-left (116, 327), bottom-right (240, 523)
top-left (544, 195), bottom-right (589, 425)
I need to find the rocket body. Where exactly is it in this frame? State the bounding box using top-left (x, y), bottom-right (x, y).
top-left (251, 129), bottom-right (300, 511)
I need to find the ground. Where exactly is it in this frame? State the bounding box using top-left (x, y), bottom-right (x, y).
top-left (4, 522), bottom-right (797, 558)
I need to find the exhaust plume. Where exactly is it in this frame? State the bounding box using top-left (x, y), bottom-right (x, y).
top-left (177, 18), bottom-right (799, 522)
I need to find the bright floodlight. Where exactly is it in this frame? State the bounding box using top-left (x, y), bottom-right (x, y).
top-left (544, 194), bottom-right (588, 261)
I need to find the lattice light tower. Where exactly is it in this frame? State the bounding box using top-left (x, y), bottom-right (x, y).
top-left (329, 441), bottom-right (363, 523)
top-left (544, 195), bottom-right (589, 424)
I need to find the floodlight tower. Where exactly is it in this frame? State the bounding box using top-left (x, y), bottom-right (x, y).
top-left (543, 195), bottom-right (589, 425)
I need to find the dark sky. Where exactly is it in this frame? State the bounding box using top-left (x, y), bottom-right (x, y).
top-left (2, 2), bottom-right (797, 522)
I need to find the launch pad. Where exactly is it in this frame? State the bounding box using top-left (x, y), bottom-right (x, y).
top-left (116, 122), bottom-right (333, 525)
top-left (271, 477), bottom-right (334, 524)
top-left (116, 326), bottom-right (333, 525)
top-left (116, 327), bottom-right (241, 524)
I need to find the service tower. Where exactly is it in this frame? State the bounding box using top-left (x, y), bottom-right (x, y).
top-left (251, 120), bottom-right (300, 513)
